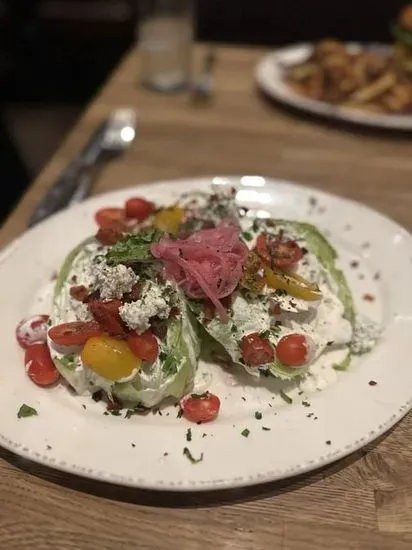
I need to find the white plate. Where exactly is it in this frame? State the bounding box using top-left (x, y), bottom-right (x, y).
top-left (255, 43), bottom-right (412, 130)
top-left (1, 176), bottom-right (412, 491)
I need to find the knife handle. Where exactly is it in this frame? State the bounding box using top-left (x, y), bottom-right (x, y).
top-left (27, 164), bottom-right (89, 228)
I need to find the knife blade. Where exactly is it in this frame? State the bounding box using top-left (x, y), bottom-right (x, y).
top-left (27, 121), bottom-right (108, 228)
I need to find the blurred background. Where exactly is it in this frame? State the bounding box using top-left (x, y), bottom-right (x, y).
top-left (0, 0), bottom-right (409, 222)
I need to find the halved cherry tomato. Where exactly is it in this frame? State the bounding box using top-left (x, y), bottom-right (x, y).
top-left (125, 197), bottom-right (155, 221)
top-left (241, 332), bottom-right (275, 366)
top-left (270, 240), bottom-right (303, 269)
top-left (25, 343), bottom-right (60, 386)
top-left (276, 333), bottom-right (308, 367)
top-left (81, 335), bottom-right (141, 381)
top-left (127, 330), bottom-right (159, 364)
top-left (89, 299), bottom-right (126, 338)
top-left (95, 208), bottom-right (127, 232)
top-left (255, 234), bottom-right (271, 264)
top-left (182, 392), bottom-right (221, 423)
top-left (48, 321), bottom-right (101, 346)
top-left (154, 207), bottom-right (184, 235)
top-left (16, 314), bottom-right (49, 349)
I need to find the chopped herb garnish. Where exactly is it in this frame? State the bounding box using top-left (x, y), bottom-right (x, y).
top-left (280, 390), bottom-right (292, 404)
top-left (275, 288), bottom-right (287, 297)
top-left (350, 260), bottom-right (359, 268)
top-left (56, 354), bottom-right (76, 370)
top-left (242, 231), bottom-right (253, 242)
top-left (47, 318), bottom-right (52, 326)
top-left (326, 341), bottom-right (334, 347)
top-left (177, 408), bottom-right (184, 418)
top-left (82, 404), bottom-right (87, 410)
top-left (260, 369), bottom-right (270, 377)
top-left (17, 404), bottom-right (37, 418)
top-left (163, 452), bottom-right (169, 456)
top-left (186, 428), bottom-right (192, 442)
top-left (302, 400), bottom-right (311, 407)
top-left (202, 433), bottom-right (207, 438)
top-left (161, 354), bottom-right (179, 377)
top-left (183, 447), bottom-right (203, 464)
top-left (231, 324), bottom-right (238, 333)
top-left (131, 443), bottom-right (136, 448)
top-left (92, 390), bottom-right (103, 402)
top-left (260, 330), bottom-right (271, 340)
top-left (110, 410), bottom-right (122, 416)
top-left (103, 411), bottom-right (109, 416)
top-left (252, 219), bottom-right (260, 232)
top-left (241, 396), bottom-right (246, 401)
top-left (254, 411), bottom-right (262, 420)
top-left (190, 392), bottom-right (208, 399)
top-left (368, 380), bottom-right (377, 386)
top-left (262, 426), bottom-right (271, 431)
top-left (326, 440), bottom-right (331, 445)
top-left (105, 230), bottom-right (162, 265)
top-left (241, 428), bottom-right (250, 437)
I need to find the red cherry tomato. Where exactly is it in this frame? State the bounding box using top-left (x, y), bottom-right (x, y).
top-left (95, 208), bottom-right (127, 232)
top-left (48, 321), bottom-right (101, 346)
top-left (25, 343), bottom-right (60, 386)
top-left (276, 333), bottom-right (308, 367)
top-left (16, 315), bottom-right (49, 349)
top-left (270, 240), bottom-right (303, 269)
top-left (182, 392), bottom-right (221, 423)
top-left (89, 299), bottom-right (126, 338)
top-left (95, 227), bottom-right (123, 246)
top-left (125, 197), bottom-right (155, 221)
top-left (127, 330), bottom-right (159, 364)
top-left (241, 332), bottom-right (275, 366)
top-left (255, 234), bottom-right (271, 264)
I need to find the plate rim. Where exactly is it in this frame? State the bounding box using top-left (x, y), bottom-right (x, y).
top-left (1, 175), bottom-right (412, 492)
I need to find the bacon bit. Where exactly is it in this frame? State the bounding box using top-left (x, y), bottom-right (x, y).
top-left (169, 306), bottom-right (181, 318)
top-left (271, 303), bottom-right (281, 315)
top-left (106, 396), bottom-right (122, 411)
top-left (151, 319), bottom-right (167, 340)
top-left (203, 300), bottom-right (216, 322)
top-left (69, 285), bottom-right (89, 302)
top-left (71, 275), bottom-right (78, 283)
top-left (240, 251), bottom-right (265, 293)
top-left (122, 283), bottom-right (142, 303)
top-left (89, 299), bottom-right (128, 338)
top-left (85, 290), bottom-right (100, 303)
top-left (363, 293), bottom-right (375, 302)
top-left (96, 227), bottom-right (123, 246)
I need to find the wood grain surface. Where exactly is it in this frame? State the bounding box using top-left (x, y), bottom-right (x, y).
top-left (1, 44), bottom-right (412, 550)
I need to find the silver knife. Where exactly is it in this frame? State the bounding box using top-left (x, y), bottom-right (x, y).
top-left (27, 108), bottom-right (137, 228)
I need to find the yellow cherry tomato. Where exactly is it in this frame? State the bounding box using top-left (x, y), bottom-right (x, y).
top-left (154, 207), bottom-right (184, 235)
top-left (264, 268), bottom-right (323, 301)
top-left (81, 336), bottom-right (141, 381)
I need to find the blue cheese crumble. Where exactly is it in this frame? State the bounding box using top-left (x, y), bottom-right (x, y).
top-left (119, 281), bottom-right (171, 334)
top-left (91, 263), bottom-right (138, 300)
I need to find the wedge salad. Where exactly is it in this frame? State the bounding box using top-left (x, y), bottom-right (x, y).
top-left (16, 187), bottom-right (380, 423)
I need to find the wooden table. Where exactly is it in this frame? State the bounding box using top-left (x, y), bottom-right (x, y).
top-left (2, 44), bottom-right (412, 550)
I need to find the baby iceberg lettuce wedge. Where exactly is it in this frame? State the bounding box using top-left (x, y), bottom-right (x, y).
top-left (48, 234), bottom-right (200, 408)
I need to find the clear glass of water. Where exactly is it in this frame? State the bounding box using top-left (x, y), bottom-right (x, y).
top-left (138, 0), bottom-right (194, 93)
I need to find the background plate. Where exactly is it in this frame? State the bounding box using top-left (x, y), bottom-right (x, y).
top-left (255, 43), bottom-right (412, 131)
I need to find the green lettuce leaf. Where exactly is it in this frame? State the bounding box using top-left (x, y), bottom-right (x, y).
top-left (273, 220), bottom-right (355, 325)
